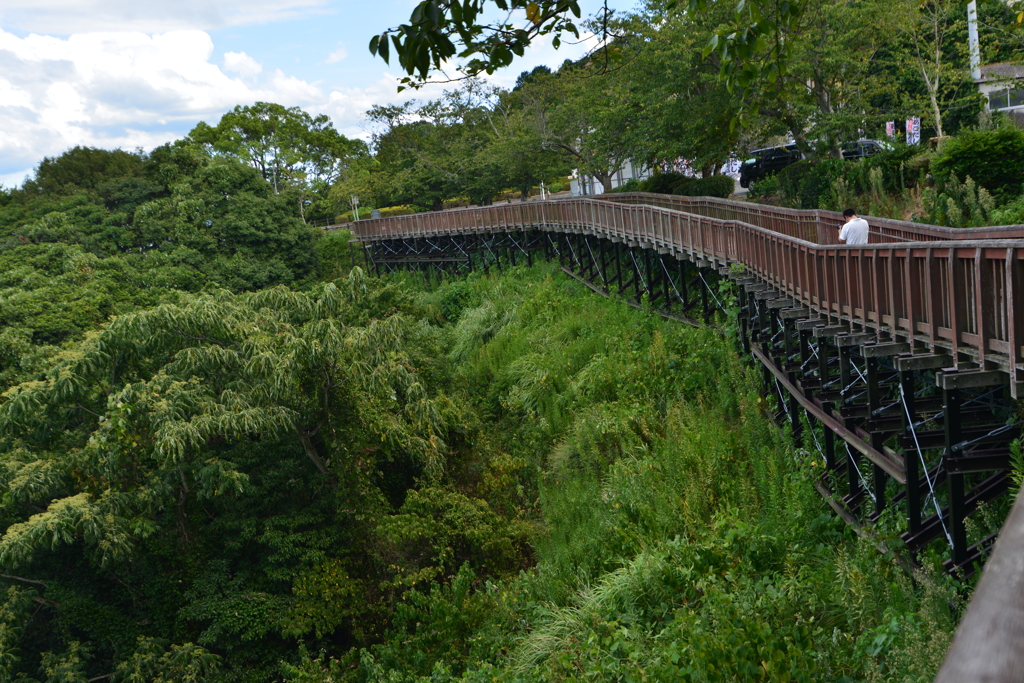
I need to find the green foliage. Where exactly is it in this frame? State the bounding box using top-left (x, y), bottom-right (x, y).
top-left (114, 638), bottom-right (221, 683)
top-left (0, 143), bottom-right (329, 390)
top-left (773, 144), bottom-right (923, 210)
top-left (603, 178), bottom-right (643, 194)
top-left (1010, 439), bottom-right (1023, 500)
top-left (932, 127), bottom-right (1024, 202)
top-left (315, 229), bottom-right (359, 282)
top-left (642, 172), bottom-right (689, 195)
top-left (992, 194), bottom-right (1024, 226)
top-left (374, 205), bottom-right (417, 218)
top-left (0, 250), bottom-right (967, 682)
top-left (673, 174), bottom-right (735, 198)
top-left (26, 146), bottom-right (144, 195)
top-left (188, 101), bottom-right (367, 219)
top-left (748, 174), bottom-right (781, 202)
top-left (923, 173), bottom-right (996, 228)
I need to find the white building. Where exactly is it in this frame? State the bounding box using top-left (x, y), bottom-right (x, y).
top-left (570, 158), bottom-right (741, 197)
top-left (976, 63), bottom-right (1024, 126)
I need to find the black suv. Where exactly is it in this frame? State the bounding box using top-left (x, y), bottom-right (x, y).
top-left (739, 144), bottom-right (803, 188)
top-left (738, 139), bottom-right (885, 188)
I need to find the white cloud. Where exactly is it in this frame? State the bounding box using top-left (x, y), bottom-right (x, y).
top-left (325, 43), bottom-right (347, 63)
top-left (0, 16), bottom-right (608, 188)
top-left (0, 28), bottom-right (329, 183)
top-left (224, 51), bottom-right (263, 77)
top-left (0, 0), bottom-right (332, 34)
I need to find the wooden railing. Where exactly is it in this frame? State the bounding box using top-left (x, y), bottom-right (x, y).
top-left (348, 196), bottom-right (1024, 390)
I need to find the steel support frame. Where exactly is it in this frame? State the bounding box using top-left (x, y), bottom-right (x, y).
top-left (361, 228), bottom-right (1018, 575)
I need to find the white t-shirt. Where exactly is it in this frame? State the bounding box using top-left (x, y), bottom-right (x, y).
top-left (839, 217), bottom-right (869, 245)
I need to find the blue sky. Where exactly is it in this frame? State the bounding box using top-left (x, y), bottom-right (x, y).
top-left (0, 0), bottom-right (637, 187)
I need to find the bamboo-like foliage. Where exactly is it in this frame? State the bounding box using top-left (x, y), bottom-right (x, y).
top-left (0, 268), bottom-right (454, 569)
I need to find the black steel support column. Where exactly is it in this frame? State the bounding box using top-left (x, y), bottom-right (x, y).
top-left (701, 270), bottom-right (710, 322)
top-left (614, 243), bottom-right (623, 292)
top-left (866, 356), bottom-right (887, 515)
top-left (900, 369), bottom-right (922, 536)
top-left (945, 386), bottom-right (968, 566)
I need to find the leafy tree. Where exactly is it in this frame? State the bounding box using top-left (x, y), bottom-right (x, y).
top-left (369, 0), bottom-right (588, 88)
top-left (24, 147), bottom-right (144, 196)
top-left (188, 102), bottom-right (367, 219)
top-left (521, 62), bottom-right (633, 191)
top-left (612, 0), bottom-right (744, 175)
top-left (488, 103), bottom-right (569, 200)
top-left (367, 82), bottom-right (512, 209)
top-left (0, 274), bottom-right (463, 677)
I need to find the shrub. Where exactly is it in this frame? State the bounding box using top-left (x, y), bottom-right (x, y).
top-left (932, 127), bottom-right (1024, 202)
top-left (670, 177), bottom-right (695, 194)
top-left (378, 204), bottom-right (417, 218)
top-left (991, 193), bottom-right (1024, 225)
top-left (862, 142), bottom-right (922, 193)
top-left (673, 174), bottom-right (734, 198)
top-left (923, 173), bottom-right (995, 228)
top-left (776, 161), bottom-right (814, 207)
top-left (643, 172), bottom-right (690, 194)
top-left (548, 182), bottom-right (564, 193)
top-left (748, 174), bottom-right (780, 201)
top-left (604, 178), bottom-right (643, 194)
top-left (775, 159), bottom-right (847, 209)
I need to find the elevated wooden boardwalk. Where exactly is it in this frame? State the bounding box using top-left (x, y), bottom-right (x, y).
top-left (345, 192), bottom-right (1024, 681)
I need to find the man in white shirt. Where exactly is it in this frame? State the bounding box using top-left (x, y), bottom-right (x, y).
top-left (839, 208), bottom-right (869, 245)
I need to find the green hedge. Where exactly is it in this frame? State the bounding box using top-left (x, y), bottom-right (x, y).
top-left (601, 172), bottom-right (733, 198)
top-left (932, 127), bottom-right (1024, 201)
top-left (645, 172), bottom-right (689, 194)
top-left (337, 205), bottom-right (419, 223)
top-left (673, 174), bottom-right (735, 198)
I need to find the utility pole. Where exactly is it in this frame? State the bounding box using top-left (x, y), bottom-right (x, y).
top-left (968, 1), bottom-right (981, 81)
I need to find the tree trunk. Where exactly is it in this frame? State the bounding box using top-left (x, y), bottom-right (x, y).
top-left (593, 172), bottom-right (613, 194)
top-left (296, 428), bottom-right (338, 489)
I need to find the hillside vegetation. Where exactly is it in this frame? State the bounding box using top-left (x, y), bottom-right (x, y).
top-left (0, 139), bottom-right (970, 682)
top-left (0, 251), bottom-right (963, 680)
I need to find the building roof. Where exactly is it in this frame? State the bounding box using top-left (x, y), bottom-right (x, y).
top-left (976, 63), bottom-right (1024, 83)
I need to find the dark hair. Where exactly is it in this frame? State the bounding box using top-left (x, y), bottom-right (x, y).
top-left (843, 208), bottom-right (857, 218)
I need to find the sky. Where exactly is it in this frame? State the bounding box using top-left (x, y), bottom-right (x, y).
top-left (0, 0), bottom-right (635, 188)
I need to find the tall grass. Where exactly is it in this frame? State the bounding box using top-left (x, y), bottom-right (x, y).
top-left (299, 264), bottom-right (963, 683)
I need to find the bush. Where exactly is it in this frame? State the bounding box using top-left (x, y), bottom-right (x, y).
top-left (991, 193), bottom-right (1024, 225)
top-left (670, 177), bottom-right (695, 194)
top-left (548, 183), bottom-right (564, 193)
top-left (923, 173), bottom-right (995, 228)
top-left (673, 174), bottom-right (734, 198)
top-left (932, 127), bottom-right (1024, 202)
top-left (360, 204), bottom-right (415, 220)
top-left (777, 159), bottom-right (846, 209)
top-left (604, 178), bottom-right (643, 194)
top-left (747, 174), bottom-right (780, 201)
top-left (644, 172), bottom-right (690, 194)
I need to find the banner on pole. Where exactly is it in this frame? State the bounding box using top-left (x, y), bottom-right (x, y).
top-left (906, 117), bottom-right (921, 145)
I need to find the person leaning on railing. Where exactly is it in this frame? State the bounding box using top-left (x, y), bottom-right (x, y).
top-left (838, 208), bottom-right (869, 245)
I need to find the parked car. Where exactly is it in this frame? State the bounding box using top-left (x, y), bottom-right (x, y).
top-left (738, 139), bottom-right (886, 188)
top-left (739, 144), bottom-right (803, 188)
top-left (840, 138), bottom-right (887, 160)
